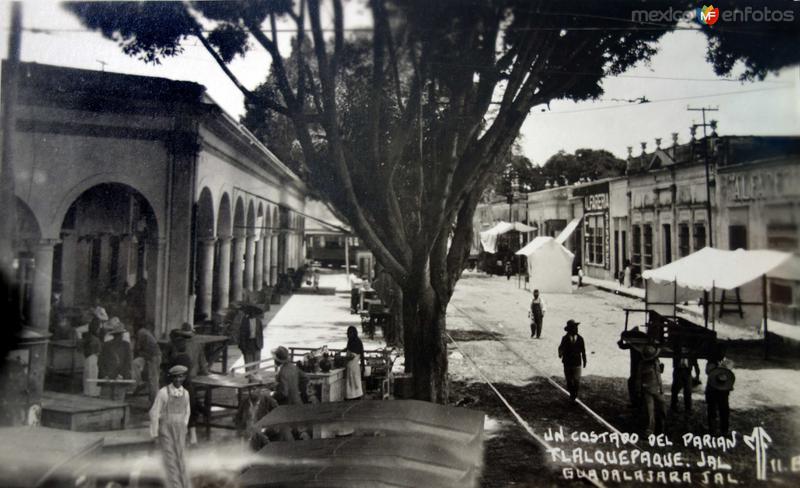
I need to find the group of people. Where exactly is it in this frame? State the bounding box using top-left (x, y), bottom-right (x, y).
top-left (531, 289), bottom-right (735, 437)
top-left (622, 336), bottom-right (735, 437)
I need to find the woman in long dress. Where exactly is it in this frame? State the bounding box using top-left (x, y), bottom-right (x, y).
top-left (343, 326), bottom-right (364, 400)
top-left (149, 365), bottom-right (192, 488)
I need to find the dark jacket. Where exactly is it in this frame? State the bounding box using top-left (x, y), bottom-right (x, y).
top-left (238, 313), bottom-right (264, 353)
top-left (558, 334), bottom-right (586, 368)
top-left (99, 338), bottom-right (133, 379)
top-left (275, 362), bottom-right (305, 406)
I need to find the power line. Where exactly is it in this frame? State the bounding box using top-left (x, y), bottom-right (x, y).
top-left (538, 85), bottom-right (792, 115)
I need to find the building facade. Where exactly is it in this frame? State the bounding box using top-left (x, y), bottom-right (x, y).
top-left (5, 62), bottom-right (307, 342)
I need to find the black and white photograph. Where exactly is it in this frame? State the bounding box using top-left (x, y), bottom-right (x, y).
top-left (0, 1), bottom-right (798, 486)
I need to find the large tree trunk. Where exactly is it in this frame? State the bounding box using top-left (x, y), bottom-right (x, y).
top-left (402, 271), bottom-right (449, 403)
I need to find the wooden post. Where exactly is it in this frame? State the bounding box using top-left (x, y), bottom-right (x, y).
top-left (711, 283), bottom-right (716, 331)
top-left (345, 235), bottom-right (350, 288)
top-left (673, 279), bottom-right (678, 321)
top-left (763, 274), bottom-right (769, 360)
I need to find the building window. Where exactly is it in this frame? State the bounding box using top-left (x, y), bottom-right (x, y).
top-left (729, 225), bottom-right (748, 250)
top-left (643, 225), bottom-right (653, 269)
top-left (632, 225), bottom-right (642, 267)
top-left (767, 223), bottom-right (798, 252)
top-left (585, 215), bottom-right (605, 266)
top-left (678, 224), bottom-right (690, 257)
top-left (663, 224), bottom-right (672, 264)
top-left (693, 223), bottom-right (706, 251)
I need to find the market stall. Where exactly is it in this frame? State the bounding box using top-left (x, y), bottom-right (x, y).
top-left (515, 236), bottom-right (574, 293)
top-left (478, 221), bottom-right (536, 254)
top-left (640, 247), bottom-right (799, 358)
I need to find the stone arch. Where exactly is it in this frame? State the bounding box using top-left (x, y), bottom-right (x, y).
top-left (196, 187), bottom-right (215, 239)
top-left (57, 182), bottom-right (159, 326)
top-left (217, 193), bottom-right (232, 238)
top-left (234, 197), bottom-right (246, 239)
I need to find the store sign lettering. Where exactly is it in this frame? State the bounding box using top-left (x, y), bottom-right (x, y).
top-left (585, 193), bottom-right (609, 211)
top-left (726, 168), bottom-right (800, 202)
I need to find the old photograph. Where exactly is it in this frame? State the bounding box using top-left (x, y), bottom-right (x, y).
top-left (0, 1), bottom-right (798, 486)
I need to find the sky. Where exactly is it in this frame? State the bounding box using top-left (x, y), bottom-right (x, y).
top-left (2, 1), bottom-right (798, 166)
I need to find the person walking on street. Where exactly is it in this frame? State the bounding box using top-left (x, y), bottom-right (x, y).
top-left (312, 268), bottom-right (320, 292)
top-left (706, 346), bottom-right (735, 435)
top-left (505, 261), bottom-right (513, 280)
top-left (577, 266), bottom-right (584, 287)
top-left (638, 344), bottom-right (667, 436)
top-left (529, 289), bottom-right (547, 339)
top-left (149, 365), bottom-right (192, 488)
top-left (558, 320), bottom-right (586, 401)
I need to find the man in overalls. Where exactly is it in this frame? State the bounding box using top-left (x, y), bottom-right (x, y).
top-left (529, 289), bottom-right (547, 338)
top-left (150, 365), bottom-right (192, 488)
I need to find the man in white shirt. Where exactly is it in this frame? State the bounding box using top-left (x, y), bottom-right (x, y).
top-left (529, 289), bottom-right (547, 339)
top-left (149, 365), bottom-right (192, 488)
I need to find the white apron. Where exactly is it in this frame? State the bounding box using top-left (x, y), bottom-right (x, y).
top-left (345, 354), bottom-right (363, 400)
top-left (83, 354), bottom-right (100, 397)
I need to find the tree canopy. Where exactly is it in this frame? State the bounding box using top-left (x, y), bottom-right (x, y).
top-left (66, 0), bottom-right (800, 402)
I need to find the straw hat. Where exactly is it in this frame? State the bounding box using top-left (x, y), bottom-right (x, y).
top-left (105, 317), bottom-right (125, 335)
top-left (707, 367), bottom-right (735, 391)
top-left (92, 306), bottom-right (109, 322)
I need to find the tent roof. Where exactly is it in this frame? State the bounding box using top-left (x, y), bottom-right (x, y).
top-left (642, 247), bottom-right (797, 291)
top-left (555, 216), bottom-right (583, 244)
top-left (479, 221), bottom-right (536, 237)
top-left (515, 236), bottom-right (574, 259)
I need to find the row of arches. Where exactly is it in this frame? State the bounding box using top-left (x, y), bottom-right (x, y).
top-left (192, 188), bottom-right (305, 320)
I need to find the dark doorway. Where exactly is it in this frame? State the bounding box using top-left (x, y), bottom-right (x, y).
top-left (729, 225), bottom-right (748, 250)
top-left (663, 224), bottom-right (672, 264)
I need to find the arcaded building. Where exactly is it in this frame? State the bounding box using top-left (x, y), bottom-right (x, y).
top-left (5, 62), bottom-right (307, 339)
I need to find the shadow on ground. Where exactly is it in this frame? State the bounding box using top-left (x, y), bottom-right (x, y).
top-left (724, 336), bottom-right (800, 370)
top-left (449, 329), bottom-right (506, 342)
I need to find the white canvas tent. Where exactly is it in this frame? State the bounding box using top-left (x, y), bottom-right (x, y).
top-left (479, 221), bottom-right (537, 254)
top-left (642, 247), bottom-right (800, 357)
top-left (515, 236), bottom-right (574, 293)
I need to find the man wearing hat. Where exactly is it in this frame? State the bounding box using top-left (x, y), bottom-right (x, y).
top-left (239, 306), bottom-right (265, 373)
top-left (637, 343), bottom-right (666, 436)
top-left (272, 346), bottom-right (305, 441)
top-left (670, 343), bottom-right (700, 416)
top-left (149, 365), bottom-right (192, 488)
top-left (558, 320), bottom-right (587, 401)
top-left (706, 346), bottom-right (734, 435)
top-left (98, 317), bottom-right (133, 401)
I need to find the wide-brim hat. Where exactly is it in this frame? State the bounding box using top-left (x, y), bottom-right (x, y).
top-left (707, 367), bottom-right (735, 391)
top-left (177, 322), bottom-right (195, 338)
top-left (564, 319), bottom-right (580, 332)
top-left (242, 304), bottom-right (265, 316)
top-left (93, 306), bottom-right (109, 322)
top-left (168, 365), bottom-right (188, 376)
top-left (272, 346), bottom-right (290, 364)
top-left (639, 344), bottom-right (660, 361)
top-left (105, 317), bottom-right (125, 335)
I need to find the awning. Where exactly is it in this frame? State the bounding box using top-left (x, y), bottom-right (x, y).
top-left (642, 247), bottom-right (798, 291)
top-left (479, 221), bottom-right (537, 253)
top-left (555, 216), bottom-right (583, 244)
top-left (515, 236), bottom-right (574, 259)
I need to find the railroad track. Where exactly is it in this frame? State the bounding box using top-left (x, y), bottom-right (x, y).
top-left (447, 302), bottom-right (644, 488)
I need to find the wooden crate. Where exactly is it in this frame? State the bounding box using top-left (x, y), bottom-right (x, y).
top-left (306, 368), bottom-right (345, 403)
top-left (41, 391), bottom-right (129, 432)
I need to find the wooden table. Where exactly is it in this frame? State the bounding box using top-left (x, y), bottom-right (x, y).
top-left (305, 368), bottom-right (346, 403)
top-left (192, 373), bottom-right (275, 438)
top-left (41, 391), bottom-right (129, 431)
top-left (159, 333), bottom-right (230, 374)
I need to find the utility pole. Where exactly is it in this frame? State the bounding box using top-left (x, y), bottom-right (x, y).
top-left (688, 105), bottom-right (719, 248)
top-left (1, 2), bottom-right (22, 278)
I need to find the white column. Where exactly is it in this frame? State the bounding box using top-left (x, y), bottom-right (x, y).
top-left (216, 236), bottom-right (232, 312)
top-left (244, 235), bottom-right (255, 292)
top-left (231, 236), bottom-right (245, 303)
top-left (254, 236), bottom-right (264, 291)
top-left (198, 238), bottom-right (216, 319)
top-left (30, 239), bottom-right (58, 332)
